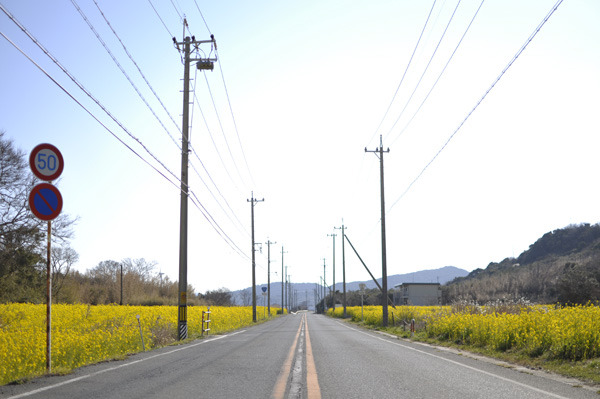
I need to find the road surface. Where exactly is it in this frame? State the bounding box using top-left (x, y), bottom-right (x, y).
top-left (1, 312), bottom-right (597, 398)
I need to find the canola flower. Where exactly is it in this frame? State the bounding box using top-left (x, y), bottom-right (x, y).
top-left (328, 304), bottom-right (600, 362)
top-left (0, 303), bottom-right (282, 385)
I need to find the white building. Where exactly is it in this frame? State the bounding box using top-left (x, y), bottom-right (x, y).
top-left (394, 283), bottom-right (442, 306)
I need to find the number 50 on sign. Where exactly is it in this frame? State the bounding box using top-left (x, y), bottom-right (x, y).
top-left (29, 143), bottom-right (64, 182)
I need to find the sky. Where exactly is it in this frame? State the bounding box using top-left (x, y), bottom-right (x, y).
top-left (1, 0), bottom-right (599, 294)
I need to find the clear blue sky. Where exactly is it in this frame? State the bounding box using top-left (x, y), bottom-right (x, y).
top-left (1, 0), bottom-right (599, 293)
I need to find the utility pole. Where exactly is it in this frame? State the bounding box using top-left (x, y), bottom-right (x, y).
top-left (335, 223), bottom-right (347, 318)
top-left (266, 240), bottom-right (276, 316)
top-left (281, 247), bottom-right (287, 314)
top-left (248, 192), bottom-right (264, 322)
top-left (322, 258), bottom-right (327, 312)
top-left (175, 21), bottom-right (216, 340)
top-left (366, 135), bottom-right (390, 327)
top-left (285, 265), bottom-right (288, 312)
top-left (119, 263), bottom-right (123, 306)
top-left (327, 233), bottom-right (337, 311)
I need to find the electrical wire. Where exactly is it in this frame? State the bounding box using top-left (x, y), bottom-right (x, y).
top-left (367, 0), bottom-right (437, 147)
top-left (389, 0), bottom-right (485, 147)
top-left (71, 0), bottom-right (181, 151)
top-left (188, 68), bottom-right (250, 237)
top-left (1, 6), bottom-right (250, 261)
top-left (387, 0), bottom-right (565, 213)
top-left (93, 0), bottom-right (183, 137)
top-left (147, 0), bottom-right (174, 38)
top-left (0, 30), bottom-right (180, 192)
top-left (189, 2), bottom-right (255, 188)
top-left (215, 51), bottom-right (256, 187)
top-left (1, 3), bottom-right (181, 188)
top-left (383, 0), bottom-right (463, 142)
top-left (193, 0), bottom-right (212, 35)
top-left (202, 71), bottom-right (247, 189)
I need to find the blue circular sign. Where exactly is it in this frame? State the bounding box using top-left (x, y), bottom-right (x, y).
top-left (29, 183), bottom-right (63, 221)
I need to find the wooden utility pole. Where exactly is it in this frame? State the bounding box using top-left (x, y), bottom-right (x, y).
top-left (327, 233), bottom-right (337, 311)
top-left (366, 135), bottom-right (390, 327)
top-left (175, 21), bottom-right (216, 340)
top-left (248, 192), bottom-right (264, 322)
top-left (266, 240), bottom-right (276, 316)
top-left (281, 247), bottom-right (287, 314)
top-left (335, 223), bottom-right (347, 317)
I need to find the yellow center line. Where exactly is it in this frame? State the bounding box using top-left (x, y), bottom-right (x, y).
top-left (304, 315), bottom-right (321, 399)
top-left (271, 314), bottom-right (304, 399)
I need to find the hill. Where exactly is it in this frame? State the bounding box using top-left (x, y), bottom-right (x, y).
top-left (231, 266), bottom-right (468, 309)
top-left (445, 223), bottom-right (600, 304)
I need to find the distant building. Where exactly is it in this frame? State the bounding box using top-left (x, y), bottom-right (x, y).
top-left (394, 283), bottom-right (442, 306)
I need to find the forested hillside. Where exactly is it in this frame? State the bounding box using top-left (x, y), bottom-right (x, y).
top-left (444, 223), bottom-right (600, 304)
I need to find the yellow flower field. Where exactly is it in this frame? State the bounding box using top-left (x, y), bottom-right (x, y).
top-left (329, 304), bottom-right (600, 361)
top-left (0, 304), bottom-right (281, 385)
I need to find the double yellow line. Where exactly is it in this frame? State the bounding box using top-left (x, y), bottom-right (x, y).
top-left (272, 313), bottom-right (321, 399)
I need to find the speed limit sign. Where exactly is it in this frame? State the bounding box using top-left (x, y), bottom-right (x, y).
top-left (29, 143), bottom-right (64, 181)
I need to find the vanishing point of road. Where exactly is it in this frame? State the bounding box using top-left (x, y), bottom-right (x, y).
top-left (1, 312), bottom-right (597, 399)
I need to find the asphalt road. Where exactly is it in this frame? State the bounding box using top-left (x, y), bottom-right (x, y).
top-left (1, 312), bottom-right (597, 399)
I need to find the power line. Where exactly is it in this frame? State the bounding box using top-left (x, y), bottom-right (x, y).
top-left (389, 0), bottom-right (485, 147)
top-left (193, 0), bottom-right (212, 35)
top-left (192, 89), bottom-right (240, 191)
top-left (215, 50), bottom-right (256, 187)
top-left (387, 0), bottom-right (565, 213)
top-left (147, 0), bottom-right (174, 38)
top-left (202, 71), bottom-right (248, 189)
top-left (188, 68), bottom-right (250, 238)
top-left (2, 8), bottom-right (249, 262)
top-left (93, 0), bottom-right (183, 139)
top-left (189, 2), bottom-right (255, 188)
top-left (1, 3), bottom-right (181, 187)
top-left (367, 0), bottom-right (437, 147)
top-left (71, 0), bottom-right (181, 151)
top-left (0, 30), bottom-right (180, 192)
top-left (383, 0), bottom-right (463, 142)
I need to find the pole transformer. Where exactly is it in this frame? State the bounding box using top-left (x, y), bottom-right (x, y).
top-left (248, 192), bottom-right (264, 322)
top-left (366, 135), bottom-right (390, 327)
top-left (175, 22), bottom-right (216, 340)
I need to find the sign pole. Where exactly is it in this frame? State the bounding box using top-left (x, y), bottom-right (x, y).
top-left (28, 142), bottom-right (64, 374)
top-left (46, 220), bottom-right (52, 372)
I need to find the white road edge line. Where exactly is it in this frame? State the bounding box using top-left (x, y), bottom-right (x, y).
top-left (5, 330), bottom-right (247, 399)
top-left (335, 321), bottom-right (571, 399)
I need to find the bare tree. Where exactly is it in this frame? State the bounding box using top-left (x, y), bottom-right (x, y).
top-left (51, 245), bottom-right (79, 303)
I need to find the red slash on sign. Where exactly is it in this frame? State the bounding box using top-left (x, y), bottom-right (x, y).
top-left (29, 183), bottom-right (63, 221)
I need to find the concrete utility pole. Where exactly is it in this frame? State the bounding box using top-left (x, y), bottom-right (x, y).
top-left (335, 223), bottom-right (347, 317)
top-left (175, 22), bottom-right (216, 340)
top-left (248, 192), bottom-right (264, 322)
top-left (266, 240), bottom-right (276, 316)
top-left (281, 247), bottom-right (287, 314)
top-left (327, 233), bottom-right (337, 311)
top-left (285, 265), bottom-right (288, 312)
top-left (322, 258), bottom-right (327, 312)
top-left (366, 135), bottom-right (390, 327)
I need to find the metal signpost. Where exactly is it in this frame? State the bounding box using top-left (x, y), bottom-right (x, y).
top-left (29, 143), bottom-right (64, 373)
top-left (262, 286), bottom-right (268, 319)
